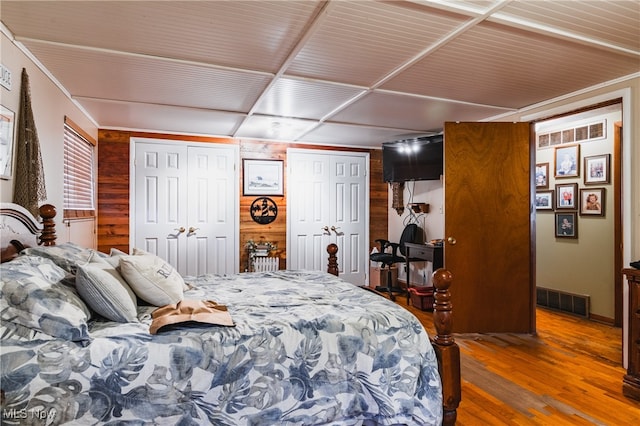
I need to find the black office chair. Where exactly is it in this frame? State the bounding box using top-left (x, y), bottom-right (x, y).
top-left (370, 223), bottom-right (421, 301)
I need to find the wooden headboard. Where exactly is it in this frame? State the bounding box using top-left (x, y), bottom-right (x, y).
top-left (0, 203), bottom-right (57, 262)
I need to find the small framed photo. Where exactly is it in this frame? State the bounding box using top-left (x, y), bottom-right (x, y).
top-left (555, 183), bottom-right (578, 209)
top-left (535, 190), bottom-right (554, 210)
top-left (584, 154), bottom-right (610, 185)
top-left (554, 144), bottom-right (580, 178)
top-left (555, 212), bottom-right (578, 238)
top-left (535, 163), bottom-right (549, 188)
top-left (243, 159), bottom-right (284, 196)
top-left (0, 105), bottom-right (16, 180)
top-left (580, 188), bottom-right (605, 216)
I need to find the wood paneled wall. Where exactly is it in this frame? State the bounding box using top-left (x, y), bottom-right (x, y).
top-left (97, 130), bottom-right (388, 275)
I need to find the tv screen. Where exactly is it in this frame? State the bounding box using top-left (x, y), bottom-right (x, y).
top-left (382, 135), bottom-right (443, 182)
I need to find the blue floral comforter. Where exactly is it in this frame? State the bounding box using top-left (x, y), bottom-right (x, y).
top-left (1, 270), bottom-right (442, 425)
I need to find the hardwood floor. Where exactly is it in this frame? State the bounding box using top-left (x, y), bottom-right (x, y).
top-left (393, 297), bottom-right (640, 425)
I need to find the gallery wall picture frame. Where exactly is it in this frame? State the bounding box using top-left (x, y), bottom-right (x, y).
top-left (555, 182), bottom-right (578, 210)
top-left (554, 144), bottom-right (580, 178)
top-left (243, 159), bottom-right (284, 196)
top-left (584, 154), bottom-right (610, 185)
top-left (0, 105), bottom-right (16, 180)
top-left (535, 190), bottom-right (554, 210)
top-left (579, 187), bottom-right (605, 216)
top-left (555, 212), bottom-right (578, 238)
top-left (535, 163), bottom-right (549, 189)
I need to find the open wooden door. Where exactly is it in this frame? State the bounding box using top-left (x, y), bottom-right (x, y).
top-left (444, 122), bottom-right (535, 333)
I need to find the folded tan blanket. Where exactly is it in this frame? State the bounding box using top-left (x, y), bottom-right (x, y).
top-left (150, 299), bottom-right (235, 334)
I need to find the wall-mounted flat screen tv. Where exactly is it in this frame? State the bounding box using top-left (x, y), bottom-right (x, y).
top-left (382, 134), bottom-right (443, 182)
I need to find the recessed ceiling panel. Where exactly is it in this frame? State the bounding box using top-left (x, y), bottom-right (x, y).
top-left (332, 92), bottom-right (513, 131)
top-left (286, 0), bottom-right (468, 86)
top-left (254, 77), bottom-right (365, 120)
top-left (23, 41), bottom-right (272, 113)
top-left (235, 115), bottom-right (317, 141)
top-left (80, 99), bottom-right (245, 137)
top-left (498, 0), bottom-right (640, 52)
top-left (382, 20), bottom-right (640, 108)
top-left (1, 0), bottom-right (323, 72)
top-left (301, 122), bottom-right (414, 148)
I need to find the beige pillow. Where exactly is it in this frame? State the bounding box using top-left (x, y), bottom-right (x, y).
top-left (119, 249), bottom-right (184, 306)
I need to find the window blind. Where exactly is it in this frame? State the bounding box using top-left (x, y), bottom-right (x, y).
top-left (64, 122), bottom-right (95, 218)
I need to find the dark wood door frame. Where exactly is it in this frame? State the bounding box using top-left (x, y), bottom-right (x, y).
top-left (614, 121), bottom-right (623, 327)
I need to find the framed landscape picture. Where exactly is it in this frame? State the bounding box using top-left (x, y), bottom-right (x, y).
top-left (243, 159), bottom-right (284, 196)
top-left (535, 190), bottom-right (554, 210)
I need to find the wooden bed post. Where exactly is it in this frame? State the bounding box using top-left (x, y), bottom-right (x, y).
top-left (327, 243), bottom-right (339, 276)
top-left (39, 204), bottom-right (57, 246)
top-left (432, 268), bottom-right (461, 425)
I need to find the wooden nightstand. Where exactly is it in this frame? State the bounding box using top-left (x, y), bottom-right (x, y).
top-left (623, 268), bottom-right (640, 401)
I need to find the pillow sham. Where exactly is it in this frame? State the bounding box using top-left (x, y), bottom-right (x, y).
top-left (21, 242), bottom-right (94, 274)
top-left (1, 255), bottom-right (67, 284)
top-left (0, 256), bottom-right (92, 343)
top-left (76, 254), bottom-right (139, 323)
top-left (119, 249), bottom-right (184, 307)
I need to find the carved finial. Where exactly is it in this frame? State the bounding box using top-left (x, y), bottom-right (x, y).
top-left (39, 204), bottom-right (57, 246)
top-left (327, 243), bottom-right (339, 276)
top-left (433, 268), bottom-right (454, 346)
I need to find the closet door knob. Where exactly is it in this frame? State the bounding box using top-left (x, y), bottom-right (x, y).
top-left (330, 226), bottom-right (341, 233)
top-left (175, 227), bottom-right (186, 233)
top-left (189, 227), bottom-right (199, 234)
top-left (447, 236), bottom-right (457, 245)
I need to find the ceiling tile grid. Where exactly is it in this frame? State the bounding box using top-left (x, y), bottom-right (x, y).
top-left (1, 0), bottom-right (638, 148)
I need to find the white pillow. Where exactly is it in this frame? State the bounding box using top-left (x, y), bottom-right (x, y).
top-left (105, 248), bottom-right (128, 269)
top-left (76, 253), bottom-right (139, 323)
top-left (119, 250), bottom-right (184, 306)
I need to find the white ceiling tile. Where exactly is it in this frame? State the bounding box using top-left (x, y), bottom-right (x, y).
top-left (81, 99), bottom-right (245, 137)
top-left (254, 77), bottom-right (365, 120)
top-left (1, 0), bottom-right (637, 147)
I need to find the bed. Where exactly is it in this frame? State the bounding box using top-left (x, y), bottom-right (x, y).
top-left (0, 203), bottom-right (460, 425)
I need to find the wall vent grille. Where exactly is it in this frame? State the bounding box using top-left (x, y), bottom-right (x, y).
top-left (536, 287), bottom-right (590, 318)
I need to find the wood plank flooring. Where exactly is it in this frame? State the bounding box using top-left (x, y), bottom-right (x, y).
top-left (391, 296), bottom-right (640, 425)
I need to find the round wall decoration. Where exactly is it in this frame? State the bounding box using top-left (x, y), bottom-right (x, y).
top-left (250, 197), bottom-right (278, 224)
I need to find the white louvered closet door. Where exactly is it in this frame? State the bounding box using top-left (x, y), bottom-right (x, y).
top-left (133, 139), bottom-right (238, 276)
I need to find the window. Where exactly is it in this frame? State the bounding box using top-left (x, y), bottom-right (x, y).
top-left (63, 117), bottom-right (96, 219)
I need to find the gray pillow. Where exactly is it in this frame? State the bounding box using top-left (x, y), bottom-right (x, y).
top-left (76, 254), bottom-right (139, 323)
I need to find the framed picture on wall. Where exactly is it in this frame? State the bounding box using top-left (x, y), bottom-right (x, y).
top-left (535, 163), bottom-right (549, 188)
top-left (535, 190), bottom-right (554, 210)
top-left (243, 159), bottom-right (284, 196)
top-left (555, 183), bottom-right (578, 209)
top-left (554, 144), bottom-right (580, 178)
top-left (584, 154), bottom-right (610, 185)
top-left (0, 105), bottom-right (16, 180)
top-left (555, 212), bottom-right (578, 238)
top-left (579, 187), bottom-right (605, 216)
